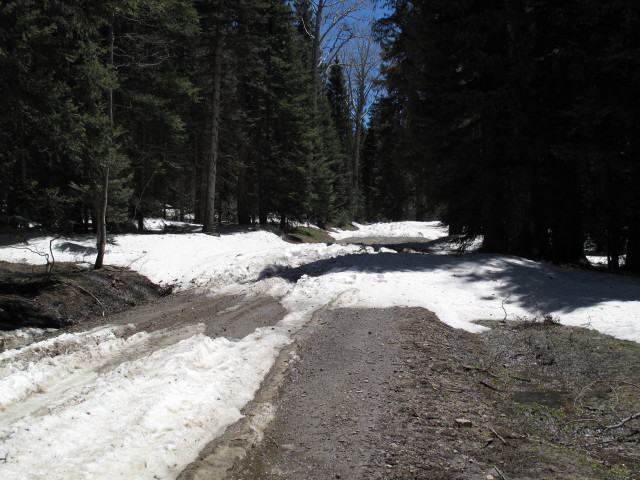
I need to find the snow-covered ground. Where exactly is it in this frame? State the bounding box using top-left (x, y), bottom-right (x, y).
top-left (331, 220), bottom-right (449, 241)
top-left (1, 220), bottom-right (639, 479)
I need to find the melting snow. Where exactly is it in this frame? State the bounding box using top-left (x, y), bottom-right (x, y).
top-left (1, 220), bottom-right (639, 479)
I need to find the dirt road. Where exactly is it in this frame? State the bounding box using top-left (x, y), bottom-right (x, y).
top-left (180, 305), bottom-right (640, 480)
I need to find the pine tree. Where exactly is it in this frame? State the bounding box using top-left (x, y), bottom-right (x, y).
top-left (115, 0), bottom-right (201, 230)
top-left (0, 0), bottom-right (135, 254)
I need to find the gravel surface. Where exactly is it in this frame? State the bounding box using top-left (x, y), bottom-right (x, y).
top-left (206, 308), bottom-right (639, 480)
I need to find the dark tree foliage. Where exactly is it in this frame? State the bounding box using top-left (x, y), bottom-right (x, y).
top-left (0, 0), bottom-right (129, 234)
top-left (326, 60), bottom-right (353, 151)
top-left (0, 0), bottom-right (357, 260)
top-left (372, 0), bottom-right (640, 271)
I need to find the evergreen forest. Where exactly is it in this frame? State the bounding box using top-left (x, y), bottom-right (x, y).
top-left (1, 0), bottom-right (639, 273)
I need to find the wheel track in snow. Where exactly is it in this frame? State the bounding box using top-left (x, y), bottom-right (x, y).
top-left (0, 294), bottom-right (288, 479)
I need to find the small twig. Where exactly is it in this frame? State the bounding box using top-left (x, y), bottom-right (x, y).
top-left (573, 418), bottom-right (601, 424)
top-left (588, 438), bottom-right (618, 447)
top-left (615, 381), bottom-right (640, 390)
top-left (605, 412), bottom-right (640, 431)
top-left (265, 434), bottom-right (279, 449)
top-left (490, 426), bottom-right (507, 445)
top-left (443, 387), bottom-right (464, 393)
top-left (494, 465), bottom-right (508, 480)
top-left (463, 365), bottom-right (500, 379)
top-left (501, 293), bottom-right (512, 322)
top-left (479, 380), bottom-right (505, 392)
top-left (1, 451), bottom-right (8, 463)
top-left (583, 406), bottom-right (606, 412)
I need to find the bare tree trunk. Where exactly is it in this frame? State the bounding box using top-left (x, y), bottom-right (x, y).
top-left (346, 32), bottom-right (378, 220)
top-left (203, 0), bottom-right (225, 233)
top-left (626, 212), bottom-right (640, 273)
top-left (179, 170), bottom-right (186, 222)
top-left (193, 135), bottom-right (203, 224)
top-left (352, 98), bottom-right (364, 218)
top-left (237, 155), bottom-right (250, 225)
top-left (310, 1), bottom-right (324, 113)
top-left (95, 14), bottom-right (115, 270)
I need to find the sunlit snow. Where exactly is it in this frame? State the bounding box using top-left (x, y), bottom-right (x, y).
top-left (1, 220), bottom-right (639, 479)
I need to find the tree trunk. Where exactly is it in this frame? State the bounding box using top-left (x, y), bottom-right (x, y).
top-left (551, 169), bottom-right (584, 265)
top-left (311, 1), bottom-right (324, 113)
top-left (352, 89), bottom-right (364, 219)
top-left (203, 0), bottom-right (225, 233)
top-left (481, 186), bottom-right (509, 253)
top-left (179, 169), bottom-right (186, 222)
top-left (504, 0), bottom-right (523, 59)
top-left (95, 14), bottom-right (115, 270)
top-left (94, 170), bottom-right (108, 270)
top-left (415, 188), bottom-right (427, 221)
top-left (237, 157), bottom-right (250, 225)
top-left (192, 135), bottom-right (202, 224)
top-left (625, 212), bottom-right (640, 273)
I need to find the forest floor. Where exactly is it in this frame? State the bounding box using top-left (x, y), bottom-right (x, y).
top-left (1, 253), bottom-right (639, 479)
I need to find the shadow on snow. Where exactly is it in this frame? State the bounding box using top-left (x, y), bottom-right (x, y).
top-left (258, 252), bottom-right (640, 317)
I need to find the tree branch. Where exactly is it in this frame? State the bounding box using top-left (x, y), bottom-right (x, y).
top-left (605, 412), bottom-right (640, 431)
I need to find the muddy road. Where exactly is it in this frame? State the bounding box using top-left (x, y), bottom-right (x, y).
top-left (182, 306), bottom-right (640, 480)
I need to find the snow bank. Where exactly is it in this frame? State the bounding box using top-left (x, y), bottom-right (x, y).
top-left (239, 252), bottom-right (640, 343)
top-left (0, 326), bottom-right (290, 479)
top-left (331, 220), bottom-right (449, 241)
top-left (0, 325), bottom-right (147, 411)
top-left (0, 328), bottom-right (57, 352)
top-left (0, 230), bottom-right (363, 292)
top-left (2, 223), bottom-right (638, 343)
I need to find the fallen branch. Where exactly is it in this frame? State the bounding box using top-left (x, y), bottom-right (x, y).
top-left (479, 380), bottom-right (505, 392)
top-left (264, 433), bottom-right (279, 450)
top-left (60, 280), bottom-right (105, 316)
top-left (47, 235), bottom-right (61, 274)
top-left (605, 412), bottom-right (640, 431)
top-left (490, 426), bottom-right (507, 445)
top-left (494, 465), bottom-right (508, 480)
top-left (463, 364), bottom-right (500, 379)
top-left (501, 293), bottom-right (512, 322)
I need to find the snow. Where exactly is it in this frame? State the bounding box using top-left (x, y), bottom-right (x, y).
top-left (0, 227), bottom-right (364, 291)
top-left (587, 254), bottom-right (626, 267)
top-left (246, 252), bottom-right (640, 342)
top-left (1, 220), bottom-right (639, 478)
top-left (0, 328), bottom-right (290, 479)
top-left (331, 220), bottom-right (448, 241)
top-left (143, 217), bottom-right (201, 232)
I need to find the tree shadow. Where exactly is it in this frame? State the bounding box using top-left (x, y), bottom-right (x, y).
top-left (56, 241), bottom-right (97, 256)
top-left (257, 252), bottom-right (640, 316)
top-left (471, 256), bottom-right (640, 317)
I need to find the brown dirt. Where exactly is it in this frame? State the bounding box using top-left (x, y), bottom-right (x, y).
top-left (220, 308), bottom-right (640, 480)
top-left (0, 261), bottom-right (164, 334)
